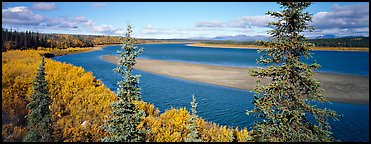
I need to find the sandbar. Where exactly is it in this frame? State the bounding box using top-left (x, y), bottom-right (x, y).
top-left (101, 55), bottom-right (369, 105)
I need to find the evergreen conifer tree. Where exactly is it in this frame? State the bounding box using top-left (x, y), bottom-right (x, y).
top-left (101, 24), bottom-right (146, 142)
top-left (185, 94), bottom-right (202, 142)
top-left (24, 56), bottom-right (53, 142)
top-left (247, 2), bottom-right (339, 142)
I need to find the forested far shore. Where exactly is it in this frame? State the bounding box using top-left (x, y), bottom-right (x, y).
top-left (1, 28), bottom-right (184, 52)
top-left (200, 36), bottom-right (369, 48)
top-left (3, 28), bottom-right (368, 52)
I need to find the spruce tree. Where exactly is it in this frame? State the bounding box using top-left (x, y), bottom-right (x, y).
top-left (247, 2), bottom-right (339, 142)
top-left (101, 24), bottom-right (146, 142)
top-left (24, 56), bottom-right (53, 142)
top-left (185, 94), bottom-right (202, 142)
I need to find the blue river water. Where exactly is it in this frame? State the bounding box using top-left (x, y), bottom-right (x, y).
top-left (52, 44), bottom-right (369, 142)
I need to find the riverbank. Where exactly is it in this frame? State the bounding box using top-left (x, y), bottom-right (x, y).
top-left (38, 44), bottom-right (118, 57)
top-left (101, 55), bottom-right (369, 105)
top-left (187, 43), bottom-right (369, 52)
top-left (83, 44), bottom-right (120, 53)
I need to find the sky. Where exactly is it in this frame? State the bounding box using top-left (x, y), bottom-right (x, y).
top-left (2, 2), bottom-right (369, 39)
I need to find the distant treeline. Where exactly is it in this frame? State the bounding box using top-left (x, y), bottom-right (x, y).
top-left (3, 28), bottom-right (368, 52)
top-left (2, 28), bottom-right (125, 52)
top-left (201, 37), bottom-right (369, 48)
top-left (309, 37), bottom-right (369, 47)
top-left (200, 40), bottom-right (260, 45)
top-left (2, 28), bottom-right (197, 52)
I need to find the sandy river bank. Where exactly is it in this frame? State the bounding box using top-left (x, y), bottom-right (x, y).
top-left (101, 55), bottom-right (369, 105)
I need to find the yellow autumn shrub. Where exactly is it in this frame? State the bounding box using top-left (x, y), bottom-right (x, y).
top-left (2, 123), bottom-right (26, 142)
top-left (141, 108), bottom-right (190, 142)
top-left (38, 47), bottom-right (92, 56)
top-left (2, 49), bottom-right (117, 142)
top-left (233, 127), bottom-right (250, 142)
top-left (133, 100), bottom-right (160, 117)
top-left (139, 107), bottom-right (251, 142)
top-left (2, 49), bottom-right (251, 142)
top-left (44, 58), bottom-right (118, 142)
top-left (2, 50), bottom-right (40, 129)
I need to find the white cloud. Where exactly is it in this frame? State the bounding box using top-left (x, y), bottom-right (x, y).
top-left (193, 3), bottom-right (369, 38)
top-left (31, 2), bottom-right (58, 11)
top-left (142, 24), bottom-right (172, 35)
top-left (2, 5), bottom-right (123, 35)
top-left (305, 27), bottom-right (370, 37)
top-left (3, 3), bottom-right (368, 38)
top-left (92, 25), bottom-right (113, 32)
top-left (196, 15), bottom-right (275, 29)
top-left (4, 6), bottom-right (28, 12)
top-left (143, 24), bottom-right (156, 34)
top-left (191, 15), bottom-right (276, 38)
top-left (46, 17), bottom-right (80, 29)
top-left (311, 4), bottom-right (369, 36)
top-left (90, 24), bottom-right (125, 35)
top-left (229, 15), bottom-right (276, 28)
top-left (114, 30), bottom-right (125, 35)
top-left (73, 16), bottom-right (88, 22)
top-left (83, 20), bottom-right (95, 27)
top-left (196, 20), bottom-right (224, 28)
top-left (137, 24), bottom-right (261, 39)
top-left (91, 3), bottom-right (106, 8)
top-left (2, 6), bottom-right (46, 25)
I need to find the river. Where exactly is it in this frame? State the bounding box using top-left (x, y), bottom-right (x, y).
top-left (52, 44), bottom-right (369, 142)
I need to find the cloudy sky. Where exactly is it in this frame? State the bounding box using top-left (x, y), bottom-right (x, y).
top-left (2, 2), bottom-right (369, 39)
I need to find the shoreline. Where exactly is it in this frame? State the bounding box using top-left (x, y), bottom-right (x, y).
top-left (58, 42), bottom-right (187, 56)
top-left (186, 43), bottom-right (370, 52)
top-left (44, 44), bottom-right (119, 57)
top-left (83, 44), bottom-right (120, 52)
top-left (100, 55), bottom-right (369, 105)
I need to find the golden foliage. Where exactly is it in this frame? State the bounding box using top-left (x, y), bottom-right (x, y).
top-left (92, 35), bottom-right (123, 45)
top-left (46, 34), bottom-right (93, 49)
top-left (44, 56), bottom-right (117, 142)
top-left (138, 107), bottom-right (251, 142)
top-left (2, 49), bottom-right (116, 142)
top-left (233, 127), bottom-right (250, 142)
top-left (202, 124), bottom-right (233, 142)
top-left (2, 50), bottom-right (40, 128)
top-left (133, 101), bottom-right (160, 118)
top-left (2, 49), bottom-right (251, 142)
top-left (37, 47), bottom-right (92, 56)
top-left (2, 124), bottom-right (26, 142)
top-left (141, 108), bottom-right (191, 142)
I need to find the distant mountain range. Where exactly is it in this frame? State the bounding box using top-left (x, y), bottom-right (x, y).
top-left (187, 34), bottom-right (368, 41)
top-left (211, 35), bottom-right (270, 41)
top-left (313, 34), bottom-right (337, 39)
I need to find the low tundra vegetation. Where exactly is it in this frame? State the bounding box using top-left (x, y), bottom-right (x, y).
top-left (2, 49), bottom-right (251, 142)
